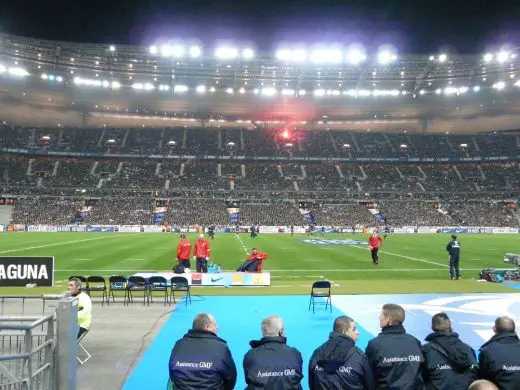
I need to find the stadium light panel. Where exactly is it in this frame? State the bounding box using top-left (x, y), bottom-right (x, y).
top-left (209, 86), bottom-right (216, 92)
top-left (346, 48), bottom-right (366, 65)
top-left (189, 46), bottom-right (202, 58)
top-left (438, 53), bottom-right (448, 63)
top-left (473, 85), bottom-right (480, 92)
top-left (239, 87), bottom-right (246, 94)
top-left (357, 89), bottom-right (371, 97)
top-left (435, 88), bottom-right (442, 94)
top-left (161, 45), bottom-right (172, 57)
top-left (41, 73), bottom-right (48, 80)
top-left (293, 49), bottom-right (307, 62)
top-left (174, 85), bottom-right (188, 93)
top-left (298, 89), bottom-right (307, 96)
top-left (313, 89), bottom-right (325, 97)
top-left (215, 47), bottom-right (239, 59)
top-left (0, 64), bottom-right (6, 73)
top-left (276, 49), bottom-right (291, 61)
top-left (102, 80), bottom-right (109, 88)
top-left (112, 81), bottom-right (121, 89)
top-left (419, 89), bottom-right (426, 95)
top-left (172, 45), bottom-right (185, 58)
top-left (458, 86), bottom-right (469, 94)
top-left (483, 53), bottom-right (493, 62)
top-left (8, 67), bottom-right (29, 77)
top-left (377, 50), bottom-right (398, 64)
top-left (326, 89), bottom-right (340, 96)
top-left (281, 89), bottom-right (295, 96)
top-left (429, 55), bottom-right (435, 61)
top-left (149, 45), bottom-right (158, 55)
top-left (493, 81), bottom-right (506, 90)
top-left (497, 51), bottom-right (510, 63)
top-left (310, 49), bottom-right (342, 64)
top-left (443, 87), bottom-right (458, 95)
top-left (515, 80), bottom-right (520, 87)
top-left (109, 45), bottom-right (116, 52)
top-left (226, 88), bottom-right (234, 94)
top-left (56, 76), bottom-right (63, 82)
top-left (242, 48), bottom-right (254, 60)
top-left (196, 85), bottom-right (206, 93)
top-left (261, 87), bottom-right (277, 96)
top-left (159, 84), bottom-right (171, 91)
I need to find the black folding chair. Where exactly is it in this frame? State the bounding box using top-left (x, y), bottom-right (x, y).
top-left (125, 276), bottom-right (150, 306)
top-left (309, 281), bottom-right (332, 314)
top-left (108, 276), bottom-right (127, 305)
top-left (170, 277), bottom-right (191, 305)
top-left (86, 276), bottom-right (108, 306)
top-left (148, 276), bottom-right (169, 306)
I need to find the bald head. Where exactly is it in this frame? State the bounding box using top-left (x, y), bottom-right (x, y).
top-left (192, 313), bottom-right (217, 334)
top-left (495, 316), bottom-right (516, 334)
top-left (468, 379), bottom-right (498, 390)
top-left (261, 316), bottom-right (284, 337)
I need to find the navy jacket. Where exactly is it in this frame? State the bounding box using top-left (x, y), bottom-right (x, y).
top-left (309, 332), bottom-right (375, 390)
top-left (243, 336), bottom-right (303, 390)
top-left (446, 240), bottom-right (460, 258)
top-left (365, 325), bottom-right (425, 390)
top-left (169, 330), bottom-right (237, 390)
top-left (479, 332), bottom-right (520, 390)
top-left (422, 331), bottom-right (477, 390)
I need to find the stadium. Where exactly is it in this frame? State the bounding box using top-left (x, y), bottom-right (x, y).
top-left (1, 25), bottom-right (520, 390)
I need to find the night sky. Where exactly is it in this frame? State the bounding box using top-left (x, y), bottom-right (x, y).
top-left (1, 0), bottom-right (520, 53)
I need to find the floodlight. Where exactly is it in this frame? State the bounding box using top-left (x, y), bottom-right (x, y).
top-left (435, 88), bottom-right (442, 94)
top-left (226, 88), bottom-right (234, 94)
top-left (56, 76), bottom-right (63, 82)
top-left (242, 48), bottom-right (254, 60)
top-left (161, 45), bottom-right (172, 57)
top-left (168, 140), bottom-right (176, 146)
top-left (102, 80), bottom-right (109, 88)
top-left (357, 89), bottom-right (371, 96)
top-left (172, 45), bottom-right (185, 58)
top-left (429, 55), bottom-right (435, 61)
top-left (438, 53), bottom-right (447, 62)
top-left (8, 67), bottom-right (29, 77)
top-left (174, 85), bottom-right (188, 93)
top-left (473, 85), bottom-right (480, 92)
top-left (493, 81), bottom-right (505, 90)
top-left (444, 87), bottom-right (458, 95)
top-left (419, 89), bottom-right (426, 95)
top-left (227, 141), bottom-right (235, 146)
top-left (159, 84), bottom-right (171, 91)
top-left (293, 49), bottom-right (307, 62)
top-left (346, 48), bottom-right (366, 64)
top-left (0, 64), bottom-right (6, 73)
top-left (41, 73), bottom-right (48, 80)
top-left (311, 49), bottom-right (342, 64)
top-left (378, 50), bottom-right (398, 64)
top-left (515, 80), bottom-right (520, 87)
top-left (281, 89), bottom-right (295, 96)
top-left (298, 89), bottom-right (306, 96)
top-left (112, 81), bottom-right (121, 89)
top-left (261, 87), bottom-right (277, 96)
top-left (497, 51), bottom-right (510, 63)
top-left (483, 53), bottom-right (493, 62)
top-left (343, 143), bottom-right (350, 148)
top-left (460, 143), bottom-right (468, 147)
top-left (149, 45), bottom-right (158, 54)
top-left (196, 85), bottom-right (206, 93)
top-left (189, 46), bottom-right (201, 58)
top-left (239, 87), bottom-right (246, 94)
top-left (458, 86), bottom-right (469, 94)
top-left (209, 86), bottom-right (216, 92)
top-left (313, 89), bottom-right (325, 97)
top-left (215, 47), bottom-right (238, 59)
top-left (400, 144), bottom-right (408, 148)
top-left (276, 49), bottom-right (291, 61)
top-left (109, 45), bottom-right (116, 52)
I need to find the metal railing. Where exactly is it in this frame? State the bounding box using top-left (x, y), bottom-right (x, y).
top-left (0, 315), bottom-right (55, 390)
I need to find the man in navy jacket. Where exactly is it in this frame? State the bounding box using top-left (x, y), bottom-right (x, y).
top-left (169, 313), bottom-right (237, 390)
top-left (309, 316), bottom-right (374, 390)
top-left (365, 303), bottom-right (425, 390)
top-left (422, 312), bottom-right (477, 389)
top-left (243, 315), bottom-right (303, 389)
top-left (479, 316), bottom-right (520, 390)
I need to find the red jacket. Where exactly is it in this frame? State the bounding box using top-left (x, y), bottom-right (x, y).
top-left (194, 239), bottom-right (211, 258)
top-left (246, 251), bottom-right (268, 272)
top-left (368, 235), bottom-right (383, 250)
top-left (176, 239), bottom-right (192, 260)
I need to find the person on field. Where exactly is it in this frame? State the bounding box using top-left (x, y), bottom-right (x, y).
top-left (368, 232), bottom-right (383, 265)
top-left (193, 233), bottom-right (211, 273)
top-left (446, 235), bottom-right (461, 280)
top-left (176, 234), bottom-right (192, 269)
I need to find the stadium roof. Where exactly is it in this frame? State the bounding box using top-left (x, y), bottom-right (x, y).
top-left (1, 33), bottom-right (520, 132)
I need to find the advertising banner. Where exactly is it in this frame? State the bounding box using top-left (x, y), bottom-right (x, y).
top-left (133, 271), bottom-right (270, 286)
top-left (7, 224), bottom-right (25, 232)
top-left (86, 226), bottom-right (115, 232)
top-left (117, 225), bottom-right (142, 233)
top-left (0, 257), bottom-right (54, 287)
top-left (27, 225), bottom-right (58, 232)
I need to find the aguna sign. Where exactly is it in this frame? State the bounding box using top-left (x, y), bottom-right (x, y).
top-left (0, 257), bottom-right (54, 287)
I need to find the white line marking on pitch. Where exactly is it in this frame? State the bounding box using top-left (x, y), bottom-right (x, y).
top-left (0, 234), bottom-right (137, 255)
top-left (234, 234), bottom-right (249, 254)
top-left (348, 245), bottom-right (449, 268)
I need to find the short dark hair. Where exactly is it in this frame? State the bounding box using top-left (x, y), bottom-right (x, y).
top-left (432, 312), bottom-right (452, 332)
top-left (451, 235), bottom-right (457, 240)
top-left (192, 313), bottom-right (215, 331)
top-left (252, 248), bottom-right (257, 251)
top-left (333, 316), bottom-right (355, 333)
top-left (382, 303), bottom-right (405, 325)
top-left (180, 234), bottom-right (186, 239)
top-left (468, 379), bottom-right (499, 390)
top-left (495, 316), bottom-right (515, 333)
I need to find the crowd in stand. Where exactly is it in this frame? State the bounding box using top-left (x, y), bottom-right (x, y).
top-left (169, 307), bottom-right (520, 390)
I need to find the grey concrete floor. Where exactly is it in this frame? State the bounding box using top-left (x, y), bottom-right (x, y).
top-left (0, 296), bottom-right (175, 390)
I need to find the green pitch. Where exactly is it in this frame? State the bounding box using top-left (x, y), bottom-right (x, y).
top-left (0, 232), bottom-right (518, 295)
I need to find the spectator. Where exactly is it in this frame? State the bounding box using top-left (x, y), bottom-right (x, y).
top-left (365, 303), bottom-right (425, 390)
top-left (309, 316), bottom-right (374, 390)
top-left (468, 379), bottom-right (499, 390)
top-left (169, 313), bottom-right (237, 390)
top-left (479, 316), bottom-right (520, 390)
top-left (243, 315), bottom-right (303, 389)
top-left (422, 312), bottom-right (477, 389)
top-left (67, 278), bottom-right (92, 339)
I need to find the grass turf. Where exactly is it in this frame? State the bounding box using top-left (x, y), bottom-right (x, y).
top-left (0, 232), bottom-right (518, 295)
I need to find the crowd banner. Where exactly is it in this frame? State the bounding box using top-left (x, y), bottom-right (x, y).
top-left (0, 257), bottom-right (54, 287)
